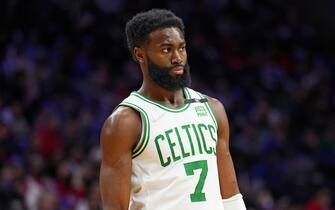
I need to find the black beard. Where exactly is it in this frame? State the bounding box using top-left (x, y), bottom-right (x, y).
top-left (147, 58), bottom-right (191, 91)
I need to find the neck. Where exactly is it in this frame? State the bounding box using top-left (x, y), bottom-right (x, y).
top-left (138, 82), bottom-right (186, 108)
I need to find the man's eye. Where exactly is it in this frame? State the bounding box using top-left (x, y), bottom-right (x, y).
top-left (179, 47), bottom-right (185, 52)
top-left (162, 48), bottom-right (169, 53)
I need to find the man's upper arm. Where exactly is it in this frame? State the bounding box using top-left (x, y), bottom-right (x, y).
top-left (206, 96), bottom-right (240, 198)
top-left (99, 106), bottom-right (141, 210)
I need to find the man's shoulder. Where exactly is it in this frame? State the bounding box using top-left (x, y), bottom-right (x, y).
top-left (204, 95), bottom-right (222, 106)
top-left (113, 105), bottom-right (140, 118)
top-left (190, 89), bottom-right (222, 108)
top-left (103, 106), bottom-right (141, 134)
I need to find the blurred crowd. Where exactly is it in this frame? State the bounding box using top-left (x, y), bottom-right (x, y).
top-left (1, 0), bottom-right (334, 210)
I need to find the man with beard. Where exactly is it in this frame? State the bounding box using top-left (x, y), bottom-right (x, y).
top-left (99, 9), bottom-right (246, 210)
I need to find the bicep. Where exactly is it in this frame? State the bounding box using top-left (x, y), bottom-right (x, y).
top-left (99, 107), bottom-right (141, 210)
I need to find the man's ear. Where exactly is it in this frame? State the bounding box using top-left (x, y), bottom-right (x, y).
top-left (134, 47), bottom-right (145, 63)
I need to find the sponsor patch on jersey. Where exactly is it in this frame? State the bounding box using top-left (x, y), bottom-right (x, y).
top-left (194, 106), bottom-right (208, 117)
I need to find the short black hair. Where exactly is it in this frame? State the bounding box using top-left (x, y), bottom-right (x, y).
top-left (125, 9), bottom-right (185, 60)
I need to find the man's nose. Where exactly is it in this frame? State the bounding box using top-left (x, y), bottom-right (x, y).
top-left (171, 51), bottom-right (183, 64)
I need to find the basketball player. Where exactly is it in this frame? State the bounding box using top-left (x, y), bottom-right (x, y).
top-left (99, 9), bottom-right (247, 210)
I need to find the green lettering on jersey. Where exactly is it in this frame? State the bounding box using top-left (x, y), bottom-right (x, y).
top-left (208, 124), bottom-right (217, 155)
top-left (154, 123), bottom-right (217, 167)
top-left (192, 124), bottom-right (203, 154)
top-left (184, 160), bottom-right (208, 202)
top-left (181, 124), bottom-right (195, 156)
top-left (194, 105), bottom-right (208, 117)
top-left (175, 127), bottom-right (190, 158)
top-left (165, 129), bottom-right (181, 162)
top-left (154, 134), bottom-right (171, 167)
top-left (198, 123), bottom-right (213, 154)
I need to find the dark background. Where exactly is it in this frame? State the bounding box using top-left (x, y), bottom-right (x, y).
top-left (1, 0), bottom-right (334, 209)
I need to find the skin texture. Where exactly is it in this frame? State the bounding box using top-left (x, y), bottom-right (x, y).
top-left (99, 27), bottom-right (240, 210)
top-left (206, 96), bottom-right (240, 197)
top-left (100, 106), bottom-right (141, 210)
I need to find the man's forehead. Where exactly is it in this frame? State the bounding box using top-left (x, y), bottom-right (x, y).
top-left (147, 27), bottom-right (185, 45)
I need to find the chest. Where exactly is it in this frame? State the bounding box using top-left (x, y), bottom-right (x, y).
top-left (141, 105), bottom-right (218, 167)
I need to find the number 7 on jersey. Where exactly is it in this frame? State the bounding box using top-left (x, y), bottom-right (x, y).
top-left (184, 160), bottom-right (208, 202)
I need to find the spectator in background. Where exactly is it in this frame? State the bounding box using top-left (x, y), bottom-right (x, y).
top-left (305, 188), bottom-right (334, 210)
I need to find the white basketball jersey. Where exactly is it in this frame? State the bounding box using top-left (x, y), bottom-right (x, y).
top-left (119, 88), bottom-right (224, 210)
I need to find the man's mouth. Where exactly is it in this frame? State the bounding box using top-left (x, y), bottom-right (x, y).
top-left (171, 66), bottom-right (184, 75)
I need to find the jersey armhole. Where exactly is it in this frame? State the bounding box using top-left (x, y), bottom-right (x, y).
top-left (118, 102), bottom-right (150, 158)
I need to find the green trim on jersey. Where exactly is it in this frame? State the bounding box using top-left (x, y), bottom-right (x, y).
top-left (130, 88), bottom-right (192, 113)
top-left (119, 101), bottom-right (150, 158)
top-left (196, 92), bottom-right (218, 129)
